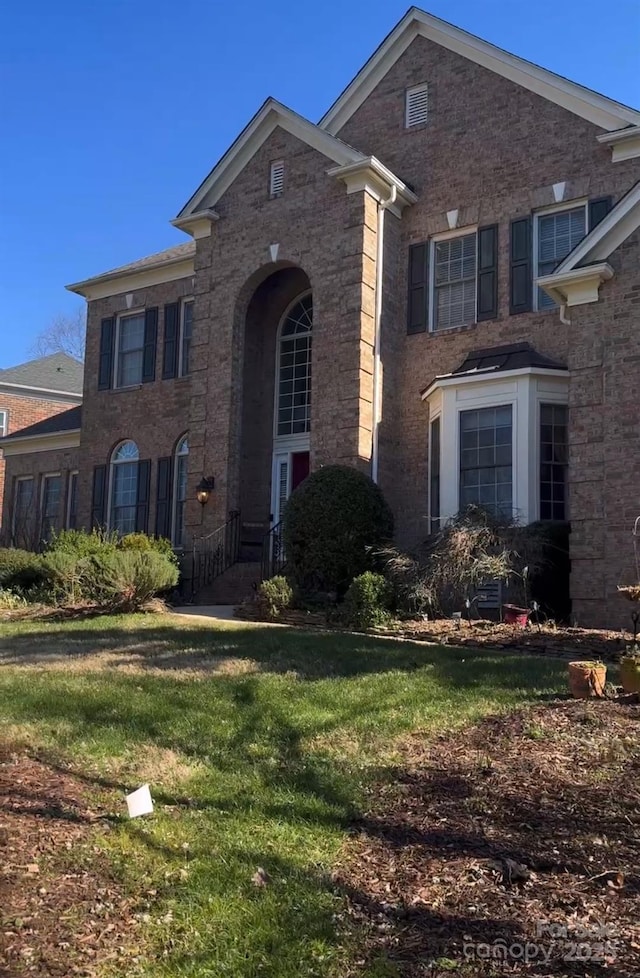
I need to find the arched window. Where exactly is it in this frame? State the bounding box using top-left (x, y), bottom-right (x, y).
top-left (109, 440), bottom-right (139, 534)
top-left (276, 293), bottom-right (312, 437)
top-left (173, 435), bottom-right (189, 547)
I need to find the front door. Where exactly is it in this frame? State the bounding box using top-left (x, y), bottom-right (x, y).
top-left (272, 449), bottom-right (310, 525)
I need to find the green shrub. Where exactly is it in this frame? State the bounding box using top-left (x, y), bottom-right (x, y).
top-left (89, 550), bottom-right (179, 612)
top-left (256, 575), bottom-right (293, 619)
top-left (39, 551), bottom-right (90, 605)
top-left (0, 589), bottom-right (28, 610)
top-left (119, 532), bottom-right (178, 567)
top-left (0, 548), bottom-right (47, 591)
top-left (283, 465), bottom-right (393, 596)
top-left (341, 572), bottom-right (392, 629)
top-left (46, 528), bottom-right (118, 557)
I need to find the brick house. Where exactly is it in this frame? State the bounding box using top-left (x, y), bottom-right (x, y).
top-left (2, 7), bottom-right (640, 623)
top-left (0, 354), bottom-right (82, 545)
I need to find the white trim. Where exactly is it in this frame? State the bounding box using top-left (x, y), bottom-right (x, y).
top-left (327, 157), bottom-right (417, 216)
top-left (405, 82), bottom-right (429, 128)
top-left (67, 256), bottom-right (195, 300)
top-left (269, 159), bottom-right (285, 197)
top-left (273, 291), bottom-right (313, 442)
top-left (537, 262), bottom-right (614, 306)
top-left (0, 381), bottom-right (81, 403)
top-left (596, 125), bottom-right (640, 162)
top-left (320, 8), bottom-right (640, 134)
top-left (107, 439), bottom-right (140, 533)
top-left (66, 470), bottom-right (79, 529)
top-left (176, 98), bottom-right (366, 219)
top-left (532, 199), bottom-right (588, 310)
top-left (421, 365), bottom-right (568, 400)
top-left (172, 434), bottom-right (189, 548)
top-left (0, 430), bottom-right (81, 456)
top-left (0, 408), bottom-right (7, 439)
top-left (428, 226), bottom-right (478, 332)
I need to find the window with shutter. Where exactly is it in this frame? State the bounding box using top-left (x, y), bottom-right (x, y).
top-left (432, 232), bottom-right (477, 330)
top-left (535, 205), bottom-right (586, 309)
top-left (405, 84), bottom-right (428, 128)
top-left (269, 160), bottom-right (285, 197)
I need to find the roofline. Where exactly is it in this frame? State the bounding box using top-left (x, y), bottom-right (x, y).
top-left (320, 7), bottom-right (640, 134)
top-left (0, 381), bottom-right (82, 401)
top-left (0, 428), bottom-right (81, 456)
top-left (554, 181), bottom-right (640, 272)
top-left (66, 253), bottom-right (195, 300)
top-left (421, 365), bottom-right (569, 400)
top-left (176, 97), bottom-right (366, 220)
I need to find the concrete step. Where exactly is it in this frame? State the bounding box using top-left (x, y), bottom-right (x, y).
top-left (196, 560), bottom-right (261, 605)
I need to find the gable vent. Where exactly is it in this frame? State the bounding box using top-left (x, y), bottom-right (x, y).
top-left (269, 160), bottom-right (285, 197)
top-left (405, 84), bottom-right (429, 128)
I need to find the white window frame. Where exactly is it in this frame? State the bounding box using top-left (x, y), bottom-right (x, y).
top-left (107, 440), bottom-right (140, 534)
top-left (40, 472), bottom-right (62, 539)
top-left (533, 199), bottom-right (588, 311)
top-left (535, 396), bottom-right (570, 522)
top-left (0, 409), bottom-right (8, 438)
top-left (425, 369), bottom-right (569, 525)
top-left (428, 411), bottom-right (442, 533)
top-left (273, 291), bottom-right (313, 441)
top-left (405, 83), bottom-right (429, 128)
top-left (172, 435), bottom-right (189, 548)
top-left (178, 299), bottom-right (194, 378)
top-left (429, 227), bottom-right (478, 333)
top-left (66, 470), bottom-right (79, 529)
top-left (114, 309), bottom-right (146, 389)
top-left (12, 475), bottom-right (35, 541)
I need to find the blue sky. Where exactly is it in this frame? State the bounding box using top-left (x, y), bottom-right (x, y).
top-left (1, 0), bottom-right (638, 368)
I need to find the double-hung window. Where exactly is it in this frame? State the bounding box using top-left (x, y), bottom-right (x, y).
top-left (116, 312), bottom-right (145, 387)
top-left (433, 232), bottom-right (477, 331)
top-left (179, 301), bottom-right (193, 377)
top-left (0, 409), bottom-right (7, 438)
top-left (67, 471), bottom-right (79, 529)
top-left (41, 474), bottom-right (62, 540)
top-left (535, 204), bottom-right (586, 310)
top-left (13, 476), bottom-right (35, 545)
top-left (459, 406), bottom-right (513, 517)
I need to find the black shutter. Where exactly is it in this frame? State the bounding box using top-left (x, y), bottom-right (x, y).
top-left (142, 308), bottom-right (158, 383)
top-left (162, 303), bottom-right (179, 379)
top-left (155, 456), bottom-right (173, 540)
top-left (91, 465), bottom-right (107, 527)
top-left (98, 318), bottom-right (115, 390)
top-left (477, 224), bottom-right (498, 321)
top-left (407, 242), bottom-right (429, 334)
top-left (135, 459), bottom-right (151, 533)
top-left (589, 196), bottom-right (612, 231)
top-left (509, 217), bottom-right (532, 315)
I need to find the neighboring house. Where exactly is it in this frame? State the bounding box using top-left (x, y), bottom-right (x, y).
top-left (0, 353), bottom-right (83, 543)
top-left (2, 7), bottom-right (640, 624)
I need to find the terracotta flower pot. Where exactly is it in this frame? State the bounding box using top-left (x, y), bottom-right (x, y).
top-left (568, 661), bottom-right (607, 699)
top-left (503, 604), bottom-right (529, 627)
top-left (620, 656), bottom-right (640, 694)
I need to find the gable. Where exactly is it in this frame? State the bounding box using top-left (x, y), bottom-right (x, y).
top-left (321, 7), bottom-right (640, 135)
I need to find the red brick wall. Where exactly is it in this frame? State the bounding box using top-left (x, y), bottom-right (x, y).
top-left (0, 392), bottom-right (79, 531)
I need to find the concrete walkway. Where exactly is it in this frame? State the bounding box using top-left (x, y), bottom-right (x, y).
top-left (170, 605), bottom-right (287, 627)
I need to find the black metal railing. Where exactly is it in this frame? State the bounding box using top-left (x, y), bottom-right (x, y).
top-left (261, 521), bottom-right (286, 581)
top-left (191, 510), bottom-right (241, 597)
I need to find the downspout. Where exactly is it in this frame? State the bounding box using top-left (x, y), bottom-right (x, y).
top-left (559, 303), bottom-right (571, 326)
top-left (371, 184), bottom-right (397, 484)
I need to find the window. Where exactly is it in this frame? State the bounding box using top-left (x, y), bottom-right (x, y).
top-left (535, 204), bottom-right (586, 309)
top-left (67, 471), bottom-right (78, 529)
top-left (540, 404), bottom-right (568, 520)
top-left (109, 440), bottom-right (139, 534)
top-left (276, 293), bottom-right (312, 437)
top-left (41, 474), bottom-right (62, 540)
top-left (0, 409), bottom-right (7, 438)
top-left (459, 406), bottom-right (513, 517)
top-left (405, 84), bottom-right (428, 128)
top-left (429, 416), bottom-right (440, 533)
top-left (173, 436), bottom-right (189, 547)
top-left (433, 232), bottom-right (477, 330)
top-left (116, 312), bottom-right (145, 387)
top-left (179, 301), bottom-right (193, 377)
top-left (269, 160), bottom-right (285, 197)
top-left (13, 477), bottom-right (35, 545)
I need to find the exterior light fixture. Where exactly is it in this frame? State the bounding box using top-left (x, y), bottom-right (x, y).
top-left (195, 476), bottom-right (215, 506)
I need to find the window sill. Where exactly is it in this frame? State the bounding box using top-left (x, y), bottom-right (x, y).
top-left (426, 321), bottom-right (480, 338)
top-left (106, 384), bottom-right (143, 393)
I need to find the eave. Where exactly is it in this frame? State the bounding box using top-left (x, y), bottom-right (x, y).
top-left (0, 429), bottom-right (81, 457)
top-left (597, 125), bottom-right (640, 162)
top-left (537, 263), bottom-right (614, 307)
top-left (421, 365), bottom-right (569, 401)
top-left (327, 157), bottom-right (417, 216)
top-left (67, 255), bottom-right (195, 300)
top-left (0, 382), bottom-right (82, 403)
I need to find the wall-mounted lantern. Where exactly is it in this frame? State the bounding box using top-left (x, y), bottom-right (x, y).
top-left (195, 476), bottom-right (215, 507)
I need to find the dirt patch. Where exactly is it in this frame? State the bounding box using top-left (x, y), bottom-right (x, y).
top-left (336, 700), bottom-right (640, 977)
top-left (0, 747), bottom-right (142, 977)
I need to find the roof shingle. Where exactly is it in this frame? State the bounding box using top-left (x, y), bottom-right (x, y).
top-left (0, 352), bottom-right (84, 395)
top-left (1, 405), bottom-right (82, 442)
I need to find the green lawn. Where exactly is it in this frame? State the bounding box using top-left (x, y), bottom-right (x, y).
top-left (0, 615), bottom-right (567, 977)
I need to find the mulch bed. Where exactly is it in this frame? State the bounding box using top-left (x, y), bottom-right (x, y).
top-left (335, 700), bottom-right (640, 976)
top-left (0, 747), bottom-right (142, 977)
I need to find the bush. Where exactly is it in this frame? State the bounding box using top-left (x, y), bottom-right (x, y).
top-left (341, 572), bottom-right (392, 629)
top-left (283, 465), bottom-right (393, 596)
top-left (0, 548), bottom-right (47, 591)
top-left (0, 589), bottom-right (28, 611)
top-left (119, 532), bottom-right (179, 567)
top-left (256, 575), bottom-right (293, 619)
top-left (379, 505), bottom-right (546, 617)
top-left (39, 551), bottom-right (90, 605)
top-left (46, 528), bottom-right (118, 558)
top-left (89, 550), bottom-right (179, 612)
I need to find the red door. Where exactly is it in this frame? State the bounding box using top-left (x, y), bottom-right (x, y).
top-left (291, 451), bottom-right (310, 492)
